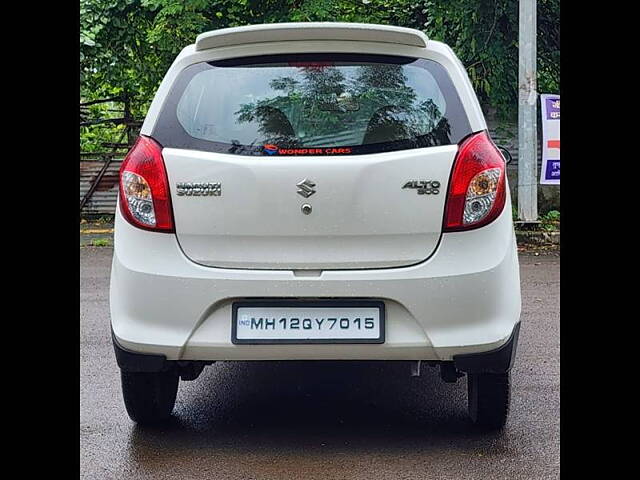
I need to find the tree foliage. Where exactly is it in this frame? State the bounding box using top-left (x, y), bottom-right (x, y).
top-left (80, 0), bottom-right (559, 149)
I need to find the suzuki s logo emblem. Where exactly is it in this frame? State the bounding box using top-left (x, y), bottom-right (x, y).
top-left (296, 178), bottom-right (316, 198)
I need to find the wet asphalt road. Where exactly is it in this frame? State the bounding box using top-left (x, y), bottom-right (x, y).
top-left (80, 248), bottom-right (559, 479)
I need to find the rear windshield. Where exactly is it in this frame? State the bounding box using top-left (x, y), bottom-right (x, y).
top-left (153, 53), bottom-right (471, 156)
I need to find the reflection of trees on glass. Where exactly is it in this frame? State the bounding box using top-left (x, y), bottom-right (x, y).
top-left (235, 66), bottom-right (348, 147)
top-left (235, 63), bottom-right (451, 148)
top-left (354, 64), bottom-right (451, 147)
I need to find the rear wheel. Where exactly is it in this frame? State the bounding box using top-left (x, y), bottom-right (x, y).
top-left (121, 370), bottom-right (179, 424)
top-left (467, 372), bottom-right (510, 430)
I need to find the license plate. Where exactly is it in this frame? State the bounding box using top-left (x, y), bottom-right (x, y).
top-left (231, 300), bottom-right (385, 344)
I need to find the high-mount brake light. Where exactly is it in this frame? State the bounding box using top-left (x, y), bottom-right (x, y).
top-left (443, 131), bottom-right (507, 232)
top-left (118, 136), bottom-right (174, 232)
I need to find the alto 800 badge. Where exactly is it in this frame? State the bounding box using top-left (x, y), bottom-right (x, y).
top-left (402, 180), bottom-right (440, 195)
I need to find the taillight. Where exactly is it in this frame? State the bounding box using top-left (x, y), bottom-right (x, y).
top-left (443, 131), bottom-right (506, 231)
top-left (118, 136), bottom-right (174, 232)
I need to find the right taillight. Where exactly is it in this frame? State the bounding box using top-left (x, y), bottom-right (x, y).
top-left (443, 131), bottom-right (507, 232)
top-left (118, 135), bottom-right (174, 233)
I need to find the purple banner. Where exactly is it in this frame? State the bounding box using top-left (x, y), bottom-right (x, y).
top-left (540, 94), bottom-right (560, 184)
top-left (545, 97), bottom-right (560, 120)
top-left (544, 159), bottom-right (560, 181)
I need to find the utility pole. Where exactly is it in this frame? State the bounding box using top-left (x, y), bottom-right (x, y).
top-left (518, 0), bottom-right (538, 223)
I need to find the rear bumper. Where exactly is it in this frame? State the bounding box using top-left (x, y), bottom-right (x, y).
top-left (453, 322), bottom-right (520, 374)
top-left (110, 201), bottom-right (521, 362)
top-left (113, 322), bottom-right (520, 374)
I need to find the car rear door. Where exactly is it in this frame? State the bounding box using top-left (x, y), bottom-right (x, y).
top-left (152, 53), bottom-right (473, 269)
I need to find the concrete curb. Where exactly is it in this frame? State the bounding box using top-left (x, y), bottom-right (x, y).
top-left (516, 230), bottom-right (560, 246)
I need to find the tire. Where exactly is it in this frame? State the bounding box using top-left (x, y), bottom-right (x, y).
top-left (120, 370), bottom-right (179, 424)
top-left (467, 372), bottom-right (510, 431)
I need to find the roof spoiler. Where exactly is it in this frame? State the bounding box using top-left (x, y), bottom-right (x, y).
top-left (195, 23), bottom-right (428, 51)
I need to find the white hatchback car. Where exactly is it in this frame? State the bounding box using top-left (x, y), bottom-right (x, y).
top-left (110, 22), bottom-right (521, 429)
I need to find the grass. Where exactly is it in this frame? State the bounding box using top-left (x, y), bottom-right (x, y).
top-left (90, 238), bottom-right (112, 247)
top-left (512, 206), bottom-right (560, 232)
top-left (540, 210), bottom-right (560, 231)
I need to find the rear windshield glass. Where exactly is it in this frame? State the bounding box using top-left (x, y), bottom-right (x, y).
top-left (153, 54), bottom-right (471, 156)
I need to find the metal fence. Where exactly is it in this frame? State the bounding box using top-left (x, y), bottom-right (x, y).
top-left (80, 154), bottom-right (123, 215)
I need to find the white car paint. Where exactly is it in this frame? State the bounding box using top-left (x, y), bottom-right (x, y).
top-left (111, 201), bottom-right (520, 360)
top-left (111, 23), bottom-right (520, 362)
top-left (165, 145), bottom-right (457, 269)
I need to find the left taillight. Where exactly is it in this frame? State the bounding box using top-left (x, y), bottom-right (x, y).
top-left (118, 136), bottom-right (174, 232)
